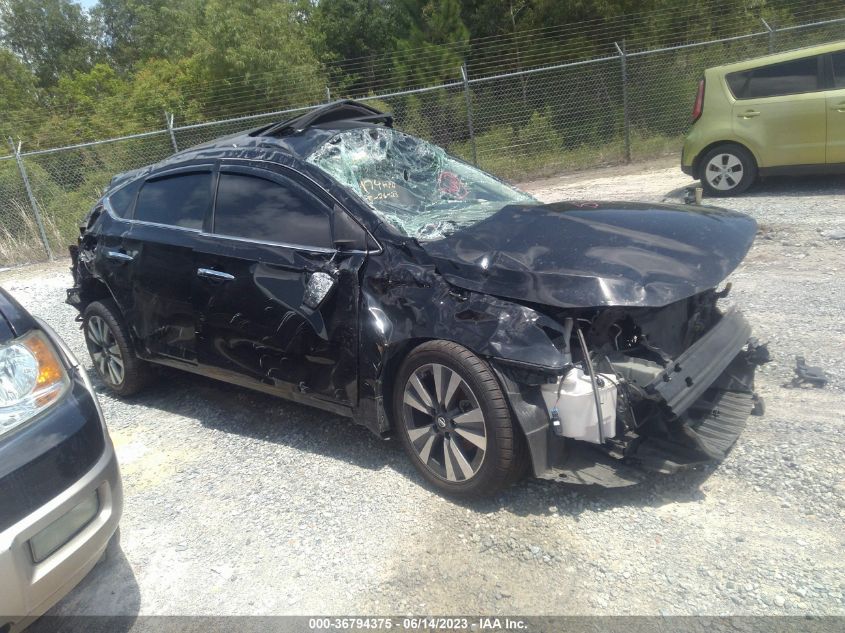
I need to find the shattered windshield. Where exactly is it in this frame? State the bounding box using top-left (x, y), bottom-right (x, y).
top-left (307, 127), bottom-right (536, 241)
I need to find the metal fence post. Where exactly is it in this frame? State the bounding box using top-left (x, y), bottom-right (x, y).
top-left (164, 111), bottom-right (179, 153)
top-left (460, 63), bottom-right (478, 166)
top-left (615, 41), bottom-right (631, 164)
top-left (7, 138), bottom-right (53, 260)
top-left (761, 19), bottom-right (775, 54)
top-left (326, 86), bottom-right (332, 103)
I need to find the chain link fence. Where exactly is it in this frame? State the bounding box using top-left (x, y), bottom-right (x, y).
top-left (1, 17), bottom-right (843, 267)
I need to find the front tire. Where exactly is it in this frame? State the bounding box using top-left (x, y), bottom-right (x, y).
top-left (698, 144), bottom-right (757, 197)
top-left (394, 341), bottom-right (524, 498)
top-left (82, 300), bottom-right (151, 396)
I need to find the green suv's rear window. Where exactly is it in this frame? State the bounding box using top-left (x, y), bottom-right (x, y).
top-left (727, 55), bottom-right (820, 99)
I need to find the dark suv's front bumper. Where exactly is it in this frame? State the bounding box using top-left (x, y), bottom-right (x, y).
top-left (0, 322), bottom-right (123, 632)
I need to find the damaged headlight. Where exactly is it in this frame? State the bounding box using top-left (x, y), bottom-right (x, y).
top-left (0, 330), bottom-right (70, 436)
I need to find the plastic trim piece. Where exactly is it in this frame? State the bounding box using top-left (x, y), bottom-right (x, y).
top-left (647, 307), bottom-right (751, 416)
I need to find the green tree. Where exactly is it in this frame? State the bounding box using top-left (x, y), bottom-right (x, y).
top-left (459, 0), bottom-right (513, 40)
top-left (126, 57), bottom-right (199, 126)
top-left (186, 0), bottom-right (327, 118)
top-left (0, 0), bottom-right (96, 87)
top-left (92, 0), bottom-right (200, 73)
top-left (0, 48), bottom-right (41, 137)
top-left (48, 63), bottom-right (132, 139)
top-left (311, 0), bottom-right (401, 95)
top-left (312, 0), bottom-right (398, 62)
top-left (392, 0), bottom-right (469, 88)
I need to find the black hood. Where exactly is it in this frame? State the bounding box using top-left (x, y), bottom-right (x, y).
top-left (420, 201), bottom-right (757, 308)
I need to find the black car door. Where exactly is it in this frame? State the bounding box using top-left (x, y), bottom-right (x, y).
top-left (89, 178), bottom-right (141, 316)
top-left (124, 164), bottom-right (214, 363)
top-left (192, 161), bottom-right (366, 408)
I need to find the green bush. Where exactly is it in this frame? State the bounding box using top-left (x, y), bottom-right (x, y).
top-left (518, 110), bottom-right (564, 154)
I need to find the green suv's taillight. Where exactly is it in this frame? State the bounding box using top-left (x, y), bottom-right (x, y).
top-left (692, 79), bottom-right (705, 123)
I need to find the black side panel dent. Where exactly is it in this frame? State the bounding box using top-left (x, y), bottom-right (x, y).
top-left (354, 244), bottom-right (567, 436)
top-left (71, 210), bottom-right (133, 312)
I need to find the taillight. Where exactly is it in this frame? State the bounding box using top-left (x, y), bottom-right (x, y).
top-left (692, 79), bottom-right (705, 123)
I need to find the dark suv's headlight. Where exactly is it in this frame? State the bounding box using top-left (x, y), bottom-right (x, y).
top-left (0, 330), bottom-right (70, 437)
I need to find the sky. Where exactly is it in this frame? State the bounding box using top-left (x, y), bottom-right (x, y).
top-left (78, 0), bottom-right (97, 9)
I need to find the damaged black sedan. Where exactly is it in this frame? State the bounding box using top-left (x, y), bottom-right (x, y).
top-left (67, 101), bottom-right (768, 497)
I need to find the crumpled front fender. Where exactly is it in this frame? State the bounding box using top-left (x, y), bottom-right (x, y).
top-left (354, 243), bottom-right (567, 435)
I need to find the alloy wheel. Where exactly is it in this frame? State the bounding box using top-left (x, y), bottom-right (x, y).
top-left (86, 315), bottom-right (125, 386)
top-left (402, 363), bottom-right (487, 482)
top-left (705, 153), bottom-right (744, 191)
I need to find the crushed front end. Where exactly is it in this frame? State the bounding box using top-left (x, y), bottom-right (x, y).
top-left (492, 287), bottom-right (769, 483)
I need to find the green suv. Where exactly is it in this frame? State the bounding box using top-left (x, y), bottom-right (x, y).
top-left (682, 41), bottom-right (845, 196)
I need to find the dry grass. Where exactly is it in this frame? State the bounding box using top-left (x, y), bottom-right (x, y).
top-left (0, 200), bottom-right (63, 268)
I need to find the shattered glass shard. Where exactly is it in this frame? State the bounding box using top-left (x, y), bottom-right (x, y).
top-left (307, 127), bottom-right (536, 241)
top-left (303, 272), bottom-right (335, 309)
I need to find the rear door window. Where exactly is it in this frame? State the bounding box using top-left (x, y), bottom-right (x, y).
top-left (107, 179), bottom-right (141, 218)
top-left (726, 71), bottom-right (751, 99)
top-left (134, 171), bottom-right (212, 229)
top-left (728, 56), bottom-right (821, 99)
top-left (213, 171), bottom-right (332, 249)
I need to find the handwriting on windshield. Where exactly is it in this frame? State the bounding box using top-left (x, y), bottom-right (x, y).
top-left (360, 178), bottom-right (400, 202)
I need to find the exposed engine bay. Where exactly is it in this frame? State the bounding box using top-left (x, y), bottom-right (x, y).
top-left (504, 285), bottom-right (769, 478)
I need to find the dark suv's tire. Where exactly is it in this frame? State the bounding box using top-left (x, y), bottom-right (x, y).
top-left (394, 340), bottom-right (525, 498)
top-left (82, 299), bottom-right (151, 396)
top-left (698, 144), bottom-right (757, 197)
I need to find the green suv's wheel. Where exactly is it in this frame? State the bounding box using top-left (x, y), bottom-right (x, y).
top-left (699, 144), bottom-right (757, 197)
top-left (82, 299), bottom-right (151, 396)
top-left (394, 341), bottom-right (525, 498)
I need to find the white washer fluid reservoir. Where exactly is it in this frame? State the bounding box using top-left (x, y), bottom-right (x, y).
top-left (540, 367), bottom-right (618, 444)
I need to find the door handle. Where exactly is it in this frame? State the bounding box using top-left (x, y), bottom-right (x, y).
top-left (834, 104), bottom-right (845, 113)
top-left (105, 250), bottom-right (133, 262)
top-left (197, 268), bottom-right (235, 281)
top-left (737, 110), bottom-right (761, 118)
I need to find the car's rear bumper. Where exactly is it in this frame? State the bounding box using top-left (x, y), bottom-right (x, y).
top-left (681, 124), bottom-right (712, 178)
top-left (681, 140), bottom-right (697, 176)
top-left (681, 145), bottom-right (693, 175)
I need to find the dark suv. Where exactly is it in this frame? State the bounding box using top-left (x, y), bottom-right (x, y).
top-left (68, 101), bottom-right (768, 497)
top-left (1, 288), bottom-right (122, 631)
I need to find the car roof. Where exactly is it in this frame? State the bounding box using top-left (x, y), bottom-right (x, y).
top-left (707, 40), bottom-right (845, 75)
top-left (107, 100), bottom-right (393, 191)
top-left (186, 100), bottom-right (393, 157)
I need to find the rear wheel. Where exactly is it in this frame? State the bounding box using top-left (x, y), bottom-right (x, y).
top-left (394, 341), bottom-right (524, 498)
top-left (698, 144), bottom-right (757, 197)
top-left (83, 300), bottom-right (151, 396)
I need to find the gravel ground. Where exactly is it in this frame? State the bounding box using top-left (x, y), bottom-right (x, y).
top-left (3, 158), bottom-right (844, 618)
